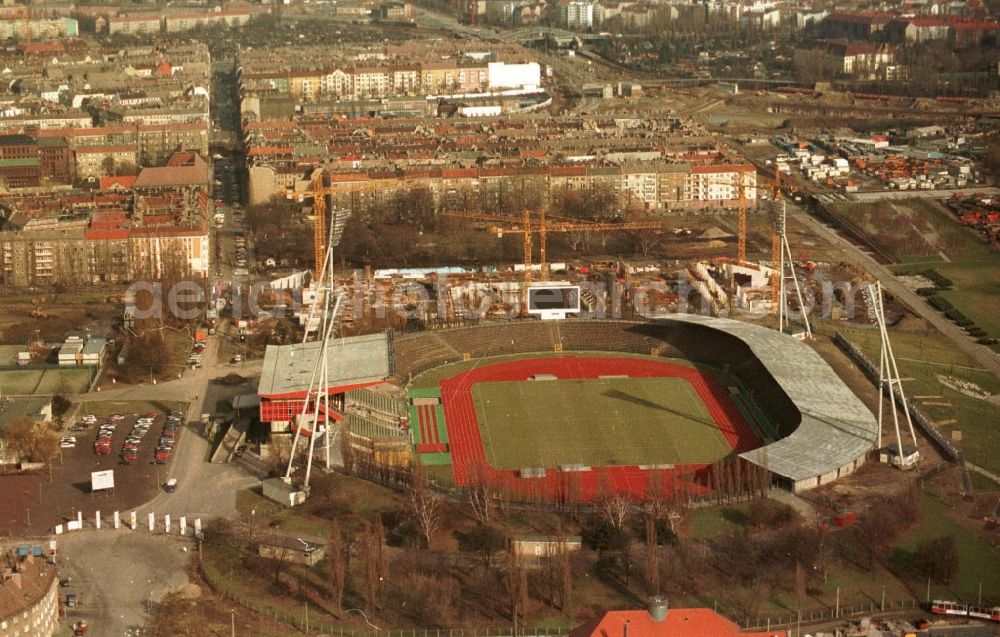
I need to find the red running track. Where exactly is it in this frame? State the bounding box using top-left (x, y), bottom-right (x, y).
top-left (416, 404), bottom-right (441, 445)
top-left (438, 355), bottom-right (760, 501)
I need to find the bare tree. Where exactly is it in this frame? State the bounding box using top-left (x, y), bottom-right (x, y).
top-left (916, 535), bottom-right (959, 584)
top-left (2, 417), bottom-right (59, 463)
top-left (645, 469), bottom-right (668, 522)
top-left (328, 519), bottom-right (345, 616)
top-left (557, 537), bottom-right (573, 615)
top-left (505, 542), bottom-right (529, 626)
top-left (466, 458), bottom-right (493, 523)
top-left (645, 513), bottom-right (661, 595)
top-left (597, 470), bottom-right (632, 530)
top-left (363, 522), bottom-right (379, 613)
top-left (633, 230), bottom-right (664, 257)
top-left (373, 515), bottom-right (389, 605)
top-left (409, 462), bottom-right (444, 549)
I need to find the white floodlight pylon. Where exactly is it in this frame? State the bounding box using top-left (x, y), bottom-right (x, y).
top-left (777, 200), bottom-right (812, 338)
top-left (285, 216), bottom-right (346, 488)
top-left (865, 281), bottom-right (918, 467)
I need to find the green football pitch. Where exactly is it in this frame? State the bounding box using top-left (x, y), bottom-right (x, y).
top-left (471, 377), bottom-right (733, 469)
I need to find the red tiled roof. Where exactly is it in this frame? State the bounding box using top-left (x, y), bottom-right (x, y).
top-left (951, 21), bottom-right (999, 30)
top-left (134, 151), bottom-right (209, 188)
top-left (692, 164), bottom-right (755, 174)
top-left (570, 609), bottom-right (783, 637)
top-left (100, 176), bottom-right (137, 189)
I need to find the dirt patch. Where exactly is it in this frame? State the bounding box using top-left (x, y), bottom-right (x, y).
top-left (0, 303), bottom-right (120, 345)
top-left (150, 565), bottom-right (299, 637)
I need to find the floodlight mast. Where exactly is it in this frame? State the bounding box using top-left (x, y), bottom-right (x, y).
top-left (285, 219), bottom-right (345, 488)
top-left (866, 281), bottom-right (918, 467)
top-left (776, 200), bottom-right (812, 338)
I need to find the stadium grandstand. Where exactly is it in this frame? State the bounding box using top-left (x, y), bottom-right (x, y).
top-left (258, 317), bottom-right (878, 494)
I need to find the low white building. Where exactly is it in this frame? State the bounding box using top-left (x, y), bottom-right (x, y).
top-left (58, 336), bottom-right (84, 366)
top-left (81, 338), bottom-right (107, 367)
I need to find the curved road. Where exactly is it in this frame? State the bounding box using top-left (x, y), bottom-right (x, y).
top-left (56, 334), bottom-right (262, 637)
top-left (791, 203), bottom-right (1000, 378)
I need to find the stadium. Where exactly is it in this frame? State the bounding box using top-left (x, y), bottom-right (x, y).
top-left (258, 316), bottom-right (879, 497)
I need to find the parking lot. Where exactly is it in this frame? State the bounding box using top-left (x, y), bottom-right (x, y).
top-left (0, 402), bottom-right (186, 536)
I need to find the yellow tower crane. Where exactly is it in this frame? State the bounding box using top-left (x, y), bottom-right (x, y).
top-left (278, 170), bottom-right (406, 278)
top-left (770, 170), bottom-right (783, 305)
top-left (441, 209), bottom-right (665, 309)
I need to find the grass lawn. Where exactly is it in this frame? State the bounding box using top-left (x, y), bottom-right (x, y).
top-left (888, 199), bottom-right (1000, 348)
top-left (472, 376), bottom-right (730, 469)
top-left (236, 473), bottom-right (406, 539)
top-left (967, 470), bottom-right (1000, 492)
top-left (0, 369), bottom-right (46, 395)
top-left (0, 367), bottom-right (93, 396)
top-left (825, 323), bottom-right (1000, 474)
top-left (688, 503), bottom-right (750, 539)
top-left (890, 492), bottom-right (1000, 604)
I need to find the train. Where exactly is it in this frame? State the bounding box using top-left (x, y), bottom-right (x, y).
top-left (931, 600), bottom-right (1000, 622)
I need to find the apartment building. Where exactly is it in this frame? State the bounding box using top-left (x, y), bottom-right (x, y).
top-left (0, 135), bottom-right (41, 187)
top-left (0, 17), bottom-right (78, 39)
top-left (557, 0), bottom-right (595, 29)
top-left (793, 40), bottom-right (898, 80)
top-left (106, 12), bottom-right (163, 35)
top-left (0, 551), bottom-right (59, 637)
top-left (73, 144), bottom-right (139, 180)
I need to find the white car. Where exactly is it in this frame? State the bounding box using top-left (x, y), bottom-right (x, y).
top-left (60, 437), bottom-right (76, 449)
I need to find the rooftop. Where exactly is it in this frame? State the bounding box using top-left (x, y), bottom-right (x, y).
top-left (660, 315), bottom-right (879, 483)
top-left (0, 552), bottom-right (57, 621)
top-left (133, 151), bottom-right (209, 189)
top-left (258, 332), bottom-right (391, 398)
top-left (570, 608), bottom-right (782, 637)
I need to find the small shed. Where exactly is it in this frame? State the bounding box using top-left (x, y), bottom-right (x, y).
top-left (58, 336), bottom-right (85, 366)
top-left (511, 534), bottom-right (582, 559)
top-left (257, 533), bottom-right (326, 566)
top-left (879, 441), bottom-right (919, 469)
top-left (261, 477), bottom-right (306, 507)
top-left (81, 338), bottom-right (107, 366)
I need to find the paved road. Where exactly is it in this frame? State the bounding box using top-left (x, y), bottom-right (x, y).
top-left (791, 204), bottom-right (1000, 379)
top-left (57, 531), bottom-right (194, 637)
top-left (55, 335), bottom-right (261, 636)
top-left (83, 334), bottom-right (261, 515)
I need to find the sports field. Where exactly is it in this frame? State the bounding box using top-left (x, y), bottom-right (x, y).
top-left (472, 377), bottom-right (731, 469)
top-left (417, 354), bottom-right (759, 500)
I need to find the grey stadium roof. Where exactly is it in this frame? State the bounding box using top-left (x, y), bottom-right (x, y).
top-left (664, 314), bottom-right (879, 483)
top-left (258, 333), bottom-right (391, 397)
